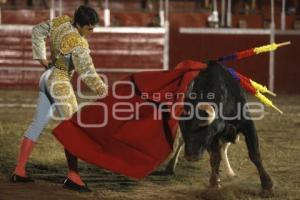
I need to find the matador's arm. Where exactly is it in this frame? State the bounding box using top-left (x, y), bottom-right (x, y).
top-left (32, 20), bottom-right (50, 60)
top-left (72, 47), bottom-right (108, 97)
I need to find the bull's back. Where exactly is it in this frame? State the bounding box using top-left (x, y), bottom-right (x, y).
top-left (194, 61), bottom-right (246, 116)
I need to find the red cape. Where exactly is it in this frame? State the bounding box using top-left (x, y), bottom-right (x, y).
top-left (53, 60), bottom-right (206, 180)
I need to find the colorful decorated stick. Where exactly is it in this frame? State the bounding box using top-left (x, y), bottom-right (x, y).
top-left (250, 80), bottom-right (276, 96)
top-left (218, 42), bottom-right (290, 114)
top-left (227, 68), bottom-right (283, 114)
top-left (218, 41), bottom-right (291, 62)
top-left (255, 92), bottom-right (283, 114)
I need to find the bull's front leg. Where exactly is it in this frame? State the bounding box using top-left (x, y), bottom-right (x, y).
top-left (221, 142), bottom-right (236, 177)
top-left (241, 119), bottom-right (274, 196)
top-left (208, 137), bottom-right (222, 188)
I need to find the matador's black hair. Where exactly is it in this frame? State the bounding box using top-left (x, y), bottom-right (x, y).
top-left (73, 5), bottom-right (99, 27)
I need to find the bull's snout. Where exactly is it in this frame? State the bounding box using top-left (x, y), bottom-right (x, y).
top-left (184, 148), bottom-right (205, 162)
top-left (184, 154), bottom-right (200, 162)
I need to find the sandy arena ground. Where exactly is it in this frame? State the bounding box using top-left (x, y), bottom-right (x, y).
top-left (0, 90), bottom-right (299, 200)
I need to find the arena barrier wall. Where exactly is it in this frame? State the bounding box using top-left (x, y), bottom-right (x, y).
top-left (0, 23), bottom-right (299, 93)
top-left (0, 25), bottom-right (168, 89)
top-left (170, 28), bottom-right (300, 94)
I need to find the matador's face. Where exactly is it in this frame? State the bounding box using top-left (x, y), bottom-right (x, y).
top-left (77, 24), bottom-right (95, 37)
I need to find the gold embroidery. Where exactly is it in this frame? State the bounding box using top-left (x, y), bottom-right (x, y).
top-left (47, 75), bottom-right (78, 118)
top-left (45, 15), bottom-right (106, 110)
top-left (52, 15), bottom-right (71, 29)
top-left (48, 68), bottom-right (72, 81)
top-left (60, 32), bottom-right (88, 54)
top-left (50, 23), bottom-right (72, 57)
top-left (55, 56), bottom-right (67, 70)
top-left (72, 47), bottom-right (108, 96)
top-left (54, 54), bottom-right (74, 76)
top-left (47, 68), bottom-right (76, 118)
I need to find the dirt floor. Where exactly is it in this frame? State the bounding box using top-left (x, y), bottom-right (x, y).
top-left (0, 90), bottom-right (299, 200)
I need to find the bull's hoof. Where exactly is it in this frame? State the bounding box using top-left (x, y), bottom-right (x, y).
top-left (163, 169), bottom-right (175, 176)
top-left (260, 188), bottom-right (275, 198)
top-left (261, 178), bottom-right (274, 197)
top-left (164, 164), bottom-right (176, 174)
top-left (209, 176), bottom-right (221, 189)
top-left (209, 183), bottom-right (222, 189)
top-left (209, 179), bottom-right (221, 189)
top-left (150, 170), bottom-right (174, 176)
top-left (164, 165), bottom-right (176, 175)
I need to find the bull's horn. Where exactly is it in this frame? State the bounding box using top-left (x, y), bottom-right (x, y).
top-left (197, 103), bottom-right (216, 127)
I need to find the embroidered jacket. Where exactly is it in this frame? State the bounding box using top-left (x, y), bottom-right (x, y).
top-left (32, 15), bottom-right (107, 96)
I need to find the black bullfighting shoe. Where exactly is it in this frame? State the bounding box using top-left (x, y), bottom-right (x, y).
top-left (10, 174), bottom-right (34, 183)
top-left (63, 178), bottom-right (92, 193)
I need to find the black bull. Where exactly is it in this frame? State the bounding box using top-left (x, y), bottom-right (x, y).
top-left (165, 61), bottom-right (273, 194)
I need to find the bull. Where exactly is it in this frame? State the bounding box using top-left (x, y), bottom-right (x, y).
top-left (165, 61), bottom-right (273, 195)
